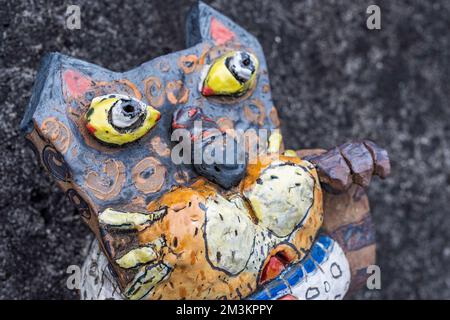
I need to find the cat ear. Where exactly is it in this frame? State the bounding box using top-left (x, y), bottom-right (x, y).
top-left (186, 1), bottom-right (263, 53)
top-left (21, 53), bottom-right (94, 133)
top-left (21, 52), bottom-right (115, 134)
top-left (62, 68), bottom-right (95, 102)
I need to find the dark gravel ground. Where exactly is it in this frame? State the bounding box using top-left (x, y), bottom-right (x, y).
top-left (1, 0), bottom-right (449, 299)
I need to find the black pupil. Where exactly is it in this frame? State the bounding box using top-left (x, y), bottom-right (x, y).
top-left (123, 104), bottom-right (135, 114)
top-left (242, 57), bottom-right (250, 66)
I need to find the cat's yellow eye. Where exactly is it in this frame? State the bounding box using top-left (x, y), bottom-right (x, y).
top-left (201, 51), bottom-right (258, 97)
top-left (84, 94), bottom-right (160, 146)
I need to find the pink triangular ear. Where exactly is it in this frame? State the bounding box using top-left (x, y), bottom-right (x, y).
top-left (186, 1), bottom-right (262, 52)
top-left (62, 69), bottom-right (93, 100)
top-left (209, 17), bottom-right (236, 46)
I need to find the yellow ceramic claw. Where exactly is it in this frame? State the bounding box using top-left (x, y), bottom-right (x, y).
top-left (116, 247), bottom-right (158, 269)
top-left (84, 94), bottom-right (160, 145)
top-left (202, 51), bottom-right (259, 97)
top-left (284, 149), bottom-right (297, 157)
top-left (267, 130), bottom-right (283, 153)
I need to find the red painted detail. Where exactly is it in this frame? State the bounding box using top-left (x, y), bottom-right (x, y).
top-left (191, 134), bottom-right (199, 142)
top-left (201, 115), bottom-right (215, 123)
top-left (278, 294), bottom-right (298, 300)
top-left (63, 69), bottom-right (92, 98)
top-left (201, 86), bottom-right (215, 96)
top-left (172, 122), bottom-right (186, 130)
top-left (155, 112), bottom-right (161, 121)
top-left (202, 130), bottom-right (213, 139)
top-left (210, 17), bottom-right (235, 45)
top-left (260, 255), bottom-right (286, 283)
top-left (86, 123), bottom-right (96, 134)
top-left (188, 108), bottom-right (198, 118)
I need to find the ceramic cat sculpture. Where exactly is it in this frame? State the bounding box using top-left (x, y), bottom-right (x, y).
top-left (21, 2), bottom-right (390, 300)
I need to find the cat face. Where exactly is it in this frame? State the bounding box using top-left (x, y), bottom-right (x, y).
top-left (22, 2), bottom-right (323, 299)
